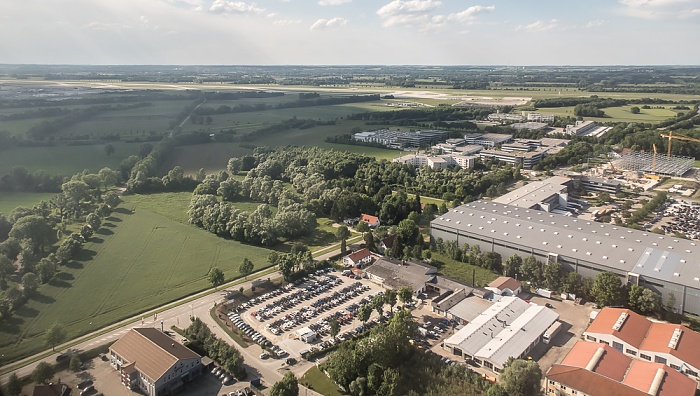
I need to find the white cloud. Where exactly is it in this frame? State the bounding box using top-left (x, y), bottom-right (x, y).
top-left (209, 0), bottom-right (264, 14)
top-left (319, 0), bottom-right (351, 5)
top-left (618, 0), bottom-right (700, 20)
top-left (274, 19), bottom-right (302, 25)
top-left (377, 1), bottom-right (493, 29)
top-left (309, 17), bottom-right (348, 30)
top-left (586, 19), bottom-right (606, 28)
top-left (516, 19), bottom-right (560, 31)
top-left (83, 21), bottom-right (133, 31)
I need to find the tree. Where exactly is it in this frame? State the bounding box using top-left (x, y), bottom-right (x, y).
top-left (591, 271), bottom-right (623, 307)
top-left (9, 215), bottom-right (54, 254)
top-left (270, 371), bottom-right (299, 396)
top-left (543, 262), bottom-right (563, 291)
top-left (520, 256), bottom-right (542, 287)
top-left (86, 213), bottom-right (101, 231)
top-left (630, 106), bottom-right (641, 114)
top-left (384, 289), bottom-right (398, 311)
top-left (355, 220), bottom-right (370, 235)
top-left (104, 143), bottom-right (115, 156)
top-left (481, 252), bottom-right (502, 273)
top-left (485, 384), bottom-right (508, 396)
top-left (503, 254), bottom-right (522, 278)
top-left (69, 354), bottom-right (82, 371)
top-left (239, 258), bottom-right (254, 279)
top-left (227, 157), bottom-right (242, 176)
top-left (6, 372), bottom-right (21, 396)
top-left (21, 272), bottom-right (39, 296)
top-left (104, 191), bottom-right (121, 208)
top-left (358, 304), bottom-right (372, 324)
top-left (79, 224), bottom-right (94, 241)
top-left (628, 285), bottom-right (661, 315)
top-left (33, 361), bottom-right (53, 384)
top-left (562, 272), bottom-right (584, 296)
top-left (665, 293), bottom-right (679, 323)
top-left (499, 359), bottom-right (542, 396)
top-left (45, 322), bottom-right (66, 351)
top-left (373, 294), bottom-right (384, 317)
top-left (208, 267), bottom-right (224, 288)
top-left (398, 286), bottom-right (413, 305)
top-left (336, 225), bottom-right (351, 254)
top-left (329, 317), bottom-right (340, 338)
top-left (98, 167), bottom-right (120, 187)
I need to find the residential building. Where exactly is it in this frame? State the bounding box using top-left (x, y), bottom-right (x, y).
top-left (342, 248), bottom-right (373, 268)
top-left (378, 235), bottom-right (395, 254)
top-left (486, 276), bottom-right (522, 298)
top-left (443, 296), bottom-right (559, 373)
top-left (583, 308), bottom-right (700, 383)
top-left (430, 200), bottom-right (700, 315)
top-left (545, 340), bottom-right (696, 396)
top-left (110, 328), bottom-right (202, 396)
top-left (359, 214), bottom-right (380, 228)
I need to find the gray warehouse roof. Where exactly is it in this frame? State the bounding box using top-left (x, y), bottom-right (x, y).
top-left (493, 176), bottom-right (570, 208)
top-left (431, 201), bottom-right (700, 289)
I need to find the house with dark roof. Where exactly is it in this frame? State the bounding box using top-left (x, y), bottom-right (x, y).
top-left (583, 308), bottom-right (700, 383)
top-left (32, 383), bottom-right (71, 396)
top-left (109, 328), bottom-right (203, 396)
top-left (546, 340), bottom-right (696, 396)
top-left (378, 235), bottom-right (395, 254)
top-left (359, 214), bottom-right (380, 228)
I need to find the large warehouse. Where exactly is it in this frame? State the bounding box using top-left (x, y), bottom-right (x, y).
top-left (430, 200), bottom-right (700, 316)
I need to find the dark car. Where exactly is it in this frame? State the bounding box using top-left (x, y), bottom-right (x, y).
top-left (56, 353), bottom-right (70, 363)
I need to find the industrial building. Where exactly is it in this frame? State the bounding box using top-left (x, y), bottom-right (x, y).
top-left (511, 122), bottom-right (549, 131)
top-left (545, 340), bottom-right (696, 396)
top-left (393, 153), bottom-right (476, 169)
top-left (526, 112), bottom-right (555, 123)
top-left (443, 296), bottom-right (559, 373)
top-left (353, 129), bottom-right (449, 148)
top-left (492, 176), bottom-right (571, 212)
top-left (583, 308), bottom-right (700, 382)
top-left (463, 133), bottom-right (513, 147)
top-left (479, 148), bottom-right (545, 169)
top-left (566, 120), bottom-right (598, 135)
top-left (430, 200), bottom-right (700, 315)
top-left (614, 150), bottom-right (694, 177)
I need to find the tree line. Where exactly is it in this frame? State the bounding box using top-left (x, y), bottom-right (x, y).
top-left (192, 94), bottom-right (380, 117)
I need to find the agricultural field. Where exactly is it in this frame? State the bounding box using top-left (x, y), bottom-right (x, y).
top-left (539, 104), bottom-right (686, 124)
top-left (158, 143), bottom-right (254, 175)
top-left (0, 142), bottom-right (143, 176)
top-left (0, 192), bottom-right (56, 215)
top-left (0, 195), bottom-right (276, 362)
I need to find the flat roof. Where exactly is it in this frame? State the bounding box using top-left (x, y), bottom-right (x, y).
top-left (447, 297), bottom-right (494, 323)
top-left (431, 201), bottom-right (700, 289)
top-left (492, 176), bottom-right (570, 208)
top-left (365, 258), bottom-right (437, 292)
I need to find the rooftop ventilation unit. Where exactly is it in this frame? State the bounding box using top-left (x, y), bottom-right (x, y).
top-left (612, 312), bottom-right (629, 331)
top-left (668, 328), bottom-right (683, 350)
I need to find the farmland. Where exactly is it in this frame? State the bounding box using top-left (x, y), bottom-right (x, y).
top-left (0, 142), bottom-right (143, 176)
top-left (0, 192), bottom-right (56, 215)
top-left (0, 195), bottom-right (276, 362)
top-left (537, 104), bottom-right (687, 124)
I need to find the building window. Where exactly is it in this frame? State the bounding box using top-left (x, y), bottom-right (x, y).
top-left (549, 380), bottom-right (555, 385)
top-left (654, 356), bottom-right (667, 365)
top-left (572, 391), bottom-right (577, 395)
top-left (671, 364), bottom-right (681, 370)
top-left (625, 349), bottom-right (637, 356)
top-left (586, 335), bottom-right (596, 342)
top-left (684, 369), bottom-right (698, 377)
top-left (612, 341), bottom-right (623, 351)
top-left (640, 353), bottom-right (652, 361)
top-left (599, 340), bottom-right (609, 346)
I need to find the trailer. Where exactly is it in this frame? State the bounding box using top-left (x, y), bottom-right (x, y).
top-left (543, 321), bottom-right (562, 344)
top-left (535, 289), bottom-right (553, 299)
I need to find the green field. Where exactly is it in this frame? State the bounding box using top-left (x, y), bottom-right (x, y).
top-left (300, 366), bottom-right (343, 396)
top-left (0, 195), bottom-right (276, 362)
top-left (0, 192), bottom-right (57, 215)
top-left (0, 142), bottom-right (142, 176)
top-left (430, 253), bottom-right (499, 287)
top-left (539, 104), bottom-right (685, 124)
top-left (159, 144), bottom-right (254, 175)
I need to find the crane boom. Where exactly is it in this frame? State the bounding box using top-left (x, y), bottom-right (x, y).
top-left (660, 130), bottom-right (700, 157)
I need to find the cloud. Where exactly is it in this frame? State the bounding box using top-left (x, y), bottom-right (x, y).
top-left (208, 0), bottom-right (264, 14)
top-left (309, 17), bottom-right (348, 30)
top-left (516, 19), bottom-right (560, 31)
top-left (273, 19), bottom-right (302, 25)
top-left (319, 0), bottom-right (351, 5)
top-left (586, 19), bottom-right (606, 28)
top-left (83, 21), bottom-right (133, 31)
top-left (377, 1), bottom-right (493, 29)
top-left (618, 0), bottom-right (700, 20)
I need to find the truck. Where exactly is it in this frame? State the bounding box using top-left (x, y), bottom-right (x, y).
top-left (543, 321), bottom-right (562, 344)
top-left (535, 289), bottom-right (553, 299)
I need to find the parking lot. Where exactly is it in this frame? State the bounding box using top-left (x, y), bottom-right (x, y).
top-left (228, 268), bottom-right (389, 359)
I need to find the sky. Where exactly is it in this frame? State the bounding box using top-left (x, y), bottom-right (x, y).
top-left (1, 0), bottom-right (699, 65)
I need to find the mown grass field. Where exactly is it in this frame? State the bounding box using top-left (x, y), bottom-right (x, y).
top-left (0, 142), bottom-right (142, 176)
top-left (0, 192), bottom-right (57, 215)
top-left (300, 366), bottom-right (343, 396)
top-left (539, 104), bottom-right (684, 124)
top-left (430, 252), bottom-right (499, 287)
top-left (0, 195), bottom-right (276, 362)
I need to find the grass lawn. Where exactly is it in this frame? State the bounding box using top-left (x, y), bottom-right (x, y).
top-left (539, 105), bottom-right (684, 124)
top-left (0, 142), bottom-right (143, 176)
top-left (158, 143), bottom-right (254, 175)
top-left (694, 160), bottom-right (700, 168)
top-left (300, 366), bottom-right (344, 396)
top-left (402, 192), bottom-right (446, 206)
top-left (430, 252), bottom-right (499, 287)
top-left (0, 196), bottom-right (276, 363)
top-left (0, 192), bottom-right (57, 215)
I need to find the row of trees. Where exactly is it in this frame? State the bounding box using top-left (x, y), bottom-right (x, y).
top-left (185, 317), bottom-right (246, 379)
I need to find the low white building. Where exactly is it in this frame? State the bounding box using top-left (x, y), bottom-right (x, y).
top-left (485, 276), bottom-right (522, 298)
top-left (443, 296), bottom-right (559, 373)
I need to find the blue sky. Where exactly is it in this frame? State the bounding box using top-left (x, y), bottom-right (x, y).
top-left (1, 0), bottom-right (699, 65)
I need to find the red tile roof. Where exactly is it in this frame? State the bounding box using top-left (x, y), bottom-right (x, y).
top-left (642, 322), bottom-right (700, 371)
top-left (345, 248), bottom-right (371, 263)
top-left (560, 341), bottom-right (631, 381)
top-left (622, 360), bottom-right (696, 396)
top-left (487, 276), bottom-right (521, 292)
top-left (585, 308), bottom-right (652, 348)
top-left (359, 214), bottom-right (379, 226)
top-left (547, 366), bottom-right (647, 396)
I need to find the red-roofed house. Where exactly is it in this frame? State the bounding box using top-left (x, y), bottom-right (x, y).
top-left (486, 276), bottom-right (522, 297)
top-left (545, 340), bottom-right (696, 396)
top-left (359, 214), bottom-right (380, 229)
top-left (342, 248), bottom-right (373, 268)
top-left (583, 307), bottom-right (700, 383)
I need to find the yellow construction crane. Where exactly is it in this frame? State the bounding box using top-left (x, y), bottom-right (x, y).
top-left (652, 144), bottom-right (657, 173)
top-left (660, 130), bottom-right (700, 157)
